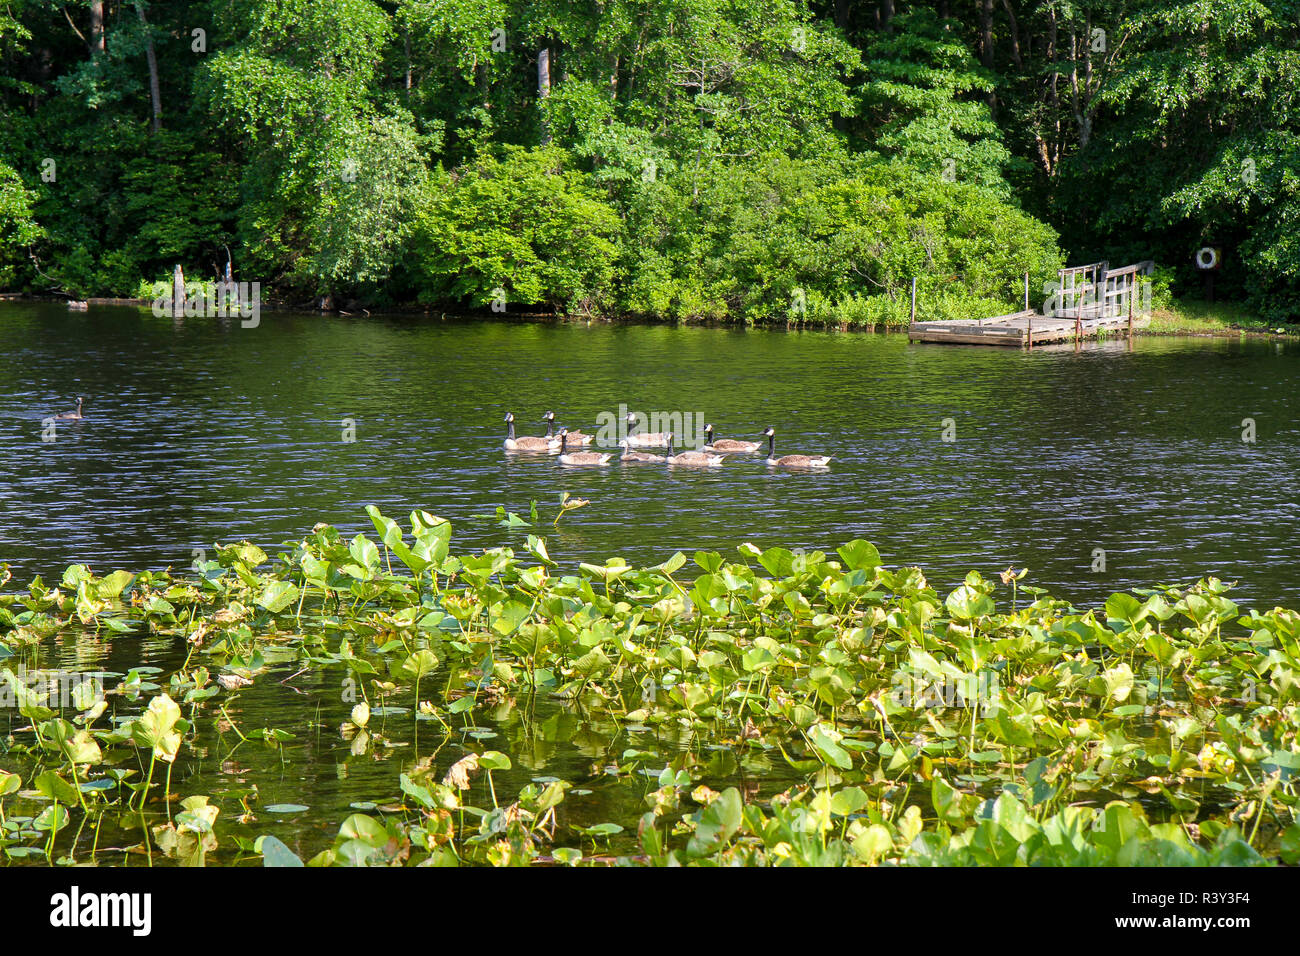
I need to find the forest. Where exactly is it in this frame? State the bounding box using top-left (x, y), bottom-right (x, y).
top-left (0, 0), bottom-right (1296, 322)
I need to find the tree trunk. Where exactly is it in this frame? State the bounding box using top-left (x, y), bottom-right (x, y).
top-left (979, 0), bottom-right (994, 68)
top-left (1067, 21), bottom-right (1092, 150)
top-left (538, 47), bottom-right (551, 97)
top-left (1048, 5), bottom-right (1060, 173)
top-left (833, 0), bottom-right (850, 31)
top-left (90, 2), bottom-right (105, 52)
top-left (980, 0), bottom-right (996, 116)
top-left (1001, 0), bottom-right (1023, 69)
top-left (136, 5), bottom-right (162, 133)
top-left (538, 46), bottom-right (551, 143)
top-left (404, 34), bottom-right (412, 94)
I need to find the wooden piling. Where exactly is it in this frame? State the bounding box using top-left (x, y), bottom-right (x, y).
top-left (910, 276), bottom-right (917, 325)
top-left (172, 264), bottom-right (184, 317)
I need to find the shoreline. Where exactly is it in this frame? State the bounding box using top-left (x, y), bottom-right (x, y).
top-left (3, 293), bottom-right (1291, 340)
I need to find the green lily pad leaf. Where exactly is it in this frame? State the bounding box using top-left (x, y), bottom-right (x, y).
top-left (257, 581), bottom-right (300, 614)
top-left (401, 649), bottom-right (440, 680)
top-left (132, 693), bottom-right (183, 762)
top-left (259, 834), bottom-right (305, 867)
top-left (34, 770), bottom-right (79, 806)
top-left (853, 824), bottom-right (894, 862)
top-left (0, 771), bottom-right (22, 796)
top-left (479, 751), bottom-right (511, 771)
top-left (650, 552), bottom-right (687, 575)
top-left (808, 723), bottom-right (852, 769)
top-left (339, 813), bottom-right (388, 847)
top-left (945, 584), bottom-right (994, 621)
top-left (837, 540), bottom-right (881, 571)
top-left (1105, 592), bottom-right (1147, 628)
top-left (1280, 824), bottom-right (1300, 865)
top-left (829, 786), bottom-right (869, 816)
top-left (490, 601), bottom-right (531, 637)
top-left (1102, 664), bottom-right (1134, 702)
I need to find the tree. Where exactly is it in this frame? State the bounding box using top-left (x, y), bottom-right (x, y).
top-left (200, 0), bottom-right (428, 295)
top-left (0, 161), bottom-right (43, 286)
top-left (855, 8), bottom-right (1019, 196)
top-left (1071, 0), bottom-right (1300, 312)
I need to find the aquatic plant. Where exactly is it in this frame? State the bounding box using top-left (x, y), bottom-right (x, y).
top-left (1, 508), bottom-right (1297, 866)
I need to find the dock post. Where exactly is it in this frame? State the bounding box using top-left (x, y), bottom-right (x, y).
top-left (1026, 311), bottom-right (1032, 351)
top-left (910, 277), bottom-right (917, 325)
top-left (1075, 313), bottom-right (1081, 350)
top-left (172, 263), bottom-right (184, 317)
top-left (1127, 279), bottom-right (1134, 339)
top-left (1023, 271), bottom-right (1029, 311)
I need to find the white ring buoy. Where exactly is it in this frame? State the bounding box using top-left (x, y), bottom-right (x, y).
top-left (1196, 247), bottom-right (1218, 269)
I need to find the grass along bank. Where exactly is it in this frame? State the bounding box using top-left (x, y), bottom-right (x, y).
top-left (2, 507), bottom-right (1298, 866)
top-left (1146, 299), bottom-right (1291, 336)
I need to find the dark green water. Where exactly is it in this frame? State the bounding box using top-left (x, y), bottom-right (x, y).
top-left (3, 302), bottom-right (1297, 607)
top-left (2, 301), bottom-right (1298, 862)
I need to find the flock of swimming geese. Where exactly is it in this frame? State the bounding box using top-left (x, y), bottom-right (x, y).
top-left (504, 411), bottom-right (832, 469)
top-left (47, 398), bottom-right (830, 469)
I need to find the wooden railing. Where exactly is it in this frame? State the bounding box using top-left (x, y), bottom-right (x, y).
top-left (1053, 261), bottom-right (1153, 319)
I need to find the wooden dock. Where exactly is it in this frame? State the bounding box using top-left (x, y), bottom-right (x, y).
top-left (909, 310), bottom-right (1149, 346)
top-left (908, 261), bottom-right (1153, 347)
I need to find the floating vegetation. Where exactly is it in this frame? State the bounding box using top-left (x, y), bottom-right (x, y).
top-left (1, 506), bottom-right (1298, 866)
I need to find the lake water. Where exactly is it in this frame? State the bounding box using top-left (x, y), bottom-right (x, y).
top-left (2, 302), bottom-right (1297, 610)
top-left (2, 301), bottom-right (1298, 864)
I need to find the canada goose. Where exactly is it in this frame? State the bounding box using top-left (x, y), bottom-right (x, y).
top-left (625, 412), bottom-right (669, 447)
top-left (543, 410), bottom-right (593, 445)
top-left (763, 427), bottom-right (830, 469)
top-left (703, 424), bottom-right (760, 453)
top-left (558, 429), bottom-right (612, 465)
top-left (664, 432), bottom-right (724, 467)
top-left (618, 440), bottom-right (664, 463)
top-left (56, 397), bottom-right (84, 420)
top-left (503, 412), bottom-right (559, 452)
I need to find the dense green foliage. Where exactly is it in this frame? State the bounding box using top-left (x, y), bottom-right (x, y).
top-left (1, 1), bottom-right (1296, 319)
top-left (408, 145), bottom-right (621, 311)
top-left (2, 507), bottom-right (1298, 865)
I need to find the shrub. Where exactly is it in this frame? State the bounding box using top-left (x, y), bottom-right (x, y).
top-left (617, 154), bottom-right (1063, 324)
top-left (408, 146), bottom-right (622, 313)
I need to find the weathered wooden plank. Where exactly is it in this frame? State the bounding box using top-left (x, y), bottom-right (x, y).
top-left (908, 332), bottom-right (1026, 346)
